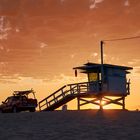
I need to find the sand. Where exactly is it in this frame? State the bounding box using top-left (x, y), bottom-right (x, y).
top-left (0, 110), bottom-right (140, 140)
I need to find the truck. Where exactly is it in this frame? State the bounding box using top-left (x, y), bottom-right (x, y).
top-left (0, 89), bottom-right (38, 113)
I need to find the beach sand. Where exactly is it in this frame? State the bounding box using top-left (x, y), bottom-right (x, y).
top-left (0, 110), bottom-right (140, 140)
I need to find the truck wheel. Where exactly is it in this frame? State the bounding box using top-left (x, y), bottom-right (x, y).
top-left (29, 108), bottom-right (35, 112)
top-left (12, 106), bottom-right (17, 113)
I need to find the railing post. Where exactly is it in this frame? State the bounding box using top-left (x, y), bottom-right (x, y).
top-left (46, 100), bottom-right (48, 107)
top-left (77, 84), bottom-right (80, 94)
top-left (70, 85), bottom-right (73, 95)
top-left (39, 103), bottom-right (41, 111)
top-left (87, 82), bottom-right (89, 92)
top-left (99, 97), bottom-right (103, 110)
top-left (127, 82), bottom-right (130, 95)
top-left (77, 97), bottom-right (80, 110)
top-left (53, 95), bottom-right (58, 103)
top-left (61, 89), bottom-right (65, 97)
top-left (122, 97), bottom-right (125, 110)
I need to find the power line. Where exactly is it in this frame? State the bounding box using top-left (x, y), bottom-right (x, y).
top-left (103, 35), bottom-right (140, 42)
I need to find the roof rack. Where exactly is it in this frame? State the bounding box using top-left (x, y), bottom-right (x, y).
top-left (13, 89), bottom-right (34, 96)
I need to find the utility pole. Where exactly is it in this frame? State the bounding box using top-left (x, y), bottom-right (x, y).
top-left (100, 41), bottom-right (104, 86)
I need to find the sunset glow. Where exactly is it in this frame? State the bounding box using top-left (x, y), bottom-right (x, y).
top-left (0, 0), bottom-right (140, 110)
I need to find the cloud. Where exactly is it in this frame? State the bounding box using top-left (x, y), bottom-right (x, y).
top-left (133, 66), bottom-right (140, 74)
top-left (94, 52), bottom-right (98, 57)
top-left (40, 42), bottom-right (48, 49)
top-left (90, 52), bottom-right (98, 58)
top-left (0, 16), bottom-right (12, 40)
top-left (0, 45), bottom-right (4, 50)
top-left (89, 0), bottom-right (104, 10)
top-left (47, 73), bottom-right (86, 85)
top-left (128, 59), bottom-right (140, 66)
top-left (0, 79), bottom-right (17, 84)
top-left (6, 48), bottom-right (10, 52)
top-left (60, 0), bottom-right (65, 4)
top-left (89, 3), bottom-right (96, 10)
top-left (133, 30), bottom-right (140, 36)
top-left (0, 0), bottom-right (139, 85)
top-left (15, 28), bottom-right (20, 32)
top-left (70, 53), bottom-right (76, 59)
top-left (18, 76), bottom-right (44, 85)
top-left (95, 0), bottom-right (104, 4)
top-left (130, 65), bottom-right (140, 79)
top-left (124, 0), bottom-right (130, 7)
top-left (0, 74), bottom-right (20, 84)
top-left (0, 74), bottom-right (46, 85)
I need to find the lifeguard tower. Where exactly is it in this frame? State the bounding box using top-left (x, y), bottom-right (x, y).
top-left (73, 62), bottom-right (132, 110)
top-left (39, 41), bottom-right (133, 111)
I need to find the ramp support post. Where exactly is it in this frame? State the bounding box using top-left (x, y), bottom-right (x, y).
top-left (77, 97), bottom-right (80, 110)
top-left (99, 97), bottom-right (103, 110)
top-left (122, 97), bottom-right (125, 110)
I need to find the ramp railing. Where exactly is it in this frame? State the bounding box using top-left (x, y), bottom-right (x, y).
top-left (38, 82), bottom-right (98, 111)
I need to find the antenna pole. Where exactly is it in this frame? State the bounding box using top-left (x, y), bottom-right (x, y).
top-left (101, 41), bottom-right (104, 65)
top-left (100, 41), bottom-right (104, 86)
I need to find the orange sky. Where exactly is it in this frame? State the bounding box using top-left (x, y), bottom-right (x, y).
top-left (0, 0), bottom-right (140, 110)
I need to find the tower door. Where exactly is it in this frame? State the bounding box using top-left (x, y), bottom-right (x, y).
top-left (88, 73), bottom-right (99, 92)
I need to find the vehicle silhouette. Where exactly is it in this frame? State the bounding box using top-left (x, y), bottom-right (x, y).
top-left (0, 89), bottom-right (37, 113)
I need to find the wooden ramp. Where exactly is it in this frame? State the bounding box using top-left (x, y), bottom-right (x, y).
top-left (38, 82), bottom-right (93, 111)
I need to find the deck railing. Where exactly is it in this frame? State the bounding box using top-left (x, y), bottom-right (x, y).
top-left (126, 82), bottom-right (130, 95)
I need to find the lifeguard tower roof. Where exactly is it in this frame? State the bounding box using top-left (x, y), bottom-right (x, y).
top-left (73, 62), bottom-right (133, 99)
top-left (73, 62), bottom-right (133, 74)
